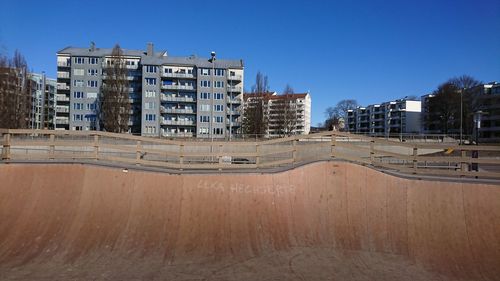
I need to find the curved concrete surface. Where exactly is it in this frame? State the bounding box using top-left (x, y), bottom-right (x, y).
top-left (0, 162), bottom-right (499, 280)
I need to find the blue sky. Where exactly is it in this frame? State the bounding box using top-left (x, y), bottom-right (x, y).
top-left (1, 0), bottom-right (499, 125)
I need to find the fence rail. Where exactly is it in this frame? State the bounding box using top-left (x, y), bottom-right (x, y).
top-left (1, 129), bottom-right (500, 179)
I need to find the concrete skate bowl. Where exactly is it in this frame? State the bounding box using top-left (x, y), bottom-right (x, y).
top-left (0, 161), bottom-right (499, 281)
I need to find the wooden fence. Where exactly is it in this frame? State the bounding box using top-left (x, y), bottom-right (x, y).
top-left (1, 129), bottom-right (500, 179)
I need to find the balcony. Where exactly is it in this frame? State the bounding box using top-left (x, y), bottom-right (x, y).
top-left (55, 118), bottom-right (69, 125)
top-left (55, 106), bottom-right (69, 113)
top-left (161, 119), bottom-right (195, 126)
top-left (227, 85), bottom-right (242, 92)
top-left (161, 84), bottom-right (196, 91)
top-left (57, 72), bottom-right (70, 79)
top-left (160, 107), bottom-right (195, 114)
top-left (160, 95), bottom-right (196, 102)
top-left (162, 72), bottom-right (196, 79)
top-left (162, 132), bottom-right (195, 138)
top-left (57, 83), bottom-right (70, 90)
top-left (227, 110), bottom-right (240, 115)
top-left (226, 120), bottom-right (242, 126)
top-left (56, 94), bottom-right (70, 102)
top-left (57, 61), bottom-right (71, 67)
top-left (227, 74), bottom-right (242, 81)
top-left (226, 97), bottom-right (242, 104)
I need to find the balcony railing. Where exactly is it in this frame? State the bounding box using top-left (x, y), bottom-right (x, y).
top-left (55, 106), bottom-right (69, 113)
top-left (55, 95), bottom-right (70, 102)
top-left (226, 97), bottom-right (242, 104)
top-left (161, 120), bottom-right (195, 126)
top-left (160, 107), bottom-right (195, 114)
top-left (162, 132), bottom-right (195, 138)
top-left (57, 61), bottom-right (71, 67)
top-left (57, 84), bottom-right (70, 90)
top-left (161, 84), bottom-right (196, 90)
top-left (55, 118), bottom-right (69, 124)
top-left (57, 72), bottom-right (70, 79)
top-left (162, 72), bottom-right (196, 79)
top-left (227, 86), bottom-right (242, 92)
top-left (161, 95), bottom-right (196, 102)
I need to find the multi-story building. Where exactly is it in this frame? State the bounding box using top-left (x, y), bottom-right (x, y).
top-left (56, 43), bottom-right (244, 138)
top-left (28, 73), bottom-right (56, 129)
top-left (472, 82), bottom-right (500, 142)
top-left (243, 91), bottom-right (311, 137)
top-left (346, 98), bottom-right (421, 136)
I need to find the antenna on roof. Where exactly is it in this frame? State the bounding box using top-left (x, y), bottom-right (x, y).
top-left (89, 41), bottom-right (96, 52)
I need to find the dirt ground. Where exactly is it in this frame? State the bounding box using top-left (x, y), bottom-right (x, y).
top-left (0, 162), bottom-right (499, 280)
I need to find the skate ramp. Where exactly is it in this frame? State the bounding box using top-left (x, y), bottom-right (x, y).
top-left (0, 161), bottom-right (499, 280)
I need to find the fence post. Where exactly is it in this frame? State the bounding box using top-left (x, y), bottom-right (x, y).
top-left (93, 135), bottom-right (99, 160)
top-left (179, 143), bottom-right (184, 170)
top-left (412, 146), bottom-right (418, 173)
top-left (460, 149), bottom-right (467, 173)
top-left (292, 138), bottom-right (298, 164)
top-left (370, 137), bottom-right (375, 164)
top-left (136, 140), bottom-right (142, 165)
top-left (2, 133), bottom-right (11, 160)
top-left (330, 133), bottom-right (336, 159)
top-left (218, 144), bottom-right (223, 169)
top-left (49, 134), bottom-right (55, 160)
top-left (256, 144), bottom-right (260, 168)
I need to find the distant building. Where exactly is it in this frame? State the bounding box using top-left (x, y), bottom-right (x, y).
top-left (243, 91), bottom-right (311, 137)
top-left (472, 82), bottom-right (500, 142)
top-left (347, 98), bottom-right (421, 136)
top-left (56, 42), bottom-right (244, 138)
top-left (29, 73), bottom-right (56, 129)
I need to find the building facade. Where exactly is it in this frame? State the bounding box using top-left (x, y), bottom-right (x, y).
top-left (56, 43), bottom-right (244, 138)
top-left (28, 73), bottom-right (56, 129)
top-left (244, 92), bottom-right (311, 137)
top-left (347, 99), bottom-right (421, 136)
top-left (472, 82), bottom-right (500, 142)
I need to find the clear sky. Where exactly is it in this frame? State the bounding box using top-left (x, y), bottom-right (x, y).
top-left (1, 0), bottom-right (499, 126)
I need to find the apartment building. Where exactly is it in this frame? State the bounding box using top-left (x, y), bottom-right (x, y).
top-left (472, 82), bottom-right (500, 142)
top-left (28, 73), bottom-right (56, 129)
top-left (243, 92), bottom-right (311, 136)
top-left (56, 43), bottom-right (244, 138)
top-left (347, 98), bottom-right (421, 136)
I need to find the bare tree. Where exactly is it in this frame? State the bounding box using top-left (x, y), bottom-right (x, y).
top-left (242, 71), bottom-right (269, 137)
top-left (324, 99), bottom-right (358, 130)
top-left (99, 44), bottom-right (130, 133)
top-left (271, 84), bottom-right (297, 137)
top-left (0, 50), bottom-right (31, 129)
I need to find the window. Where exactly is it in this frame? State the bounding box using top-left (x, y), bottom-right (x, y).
top-left (199, 116), bottom-right (210, 122)
top-left (214, 93), bottom-right (224, 100)
top-left (87, 92), bottom-right (97, 98)
top-left (86, 103), bottom-right (96, 110)
top-left (74, 57), bottom-right (85, 64)
top-left (199, 127), bottom-right (209, 134)
top-left (215, 69), bottom-right (225, 76)
top-left (164, 67), bottom-right (172, 73)
top-left (213, 128), bottom-right (224, 135)
top-left (73, 114), bottom-right (83, 121)
top-left (215, 81), bottom-right (224, 88)
top-left (125, 60), bottom-right (136, 66)
top-left (145, 90), bottom-right (156, 98)
top-left (200, 92), bottom-right (210, 100)
top-left (73, 91), bottom-right (84, 99)
top-left (73, 103), bottom-right (84, 110)
top-left (73, 80), bottom-right (84, 87)
top-left (201, 68), bottom-right (210, 75)
top-left (89, 57), bottom-right (98, 64)
top-left (145, 65), bottom-right (157, 73)
top-left (87, 80), bottom-right (98, 88)
top-left (145, 78), bottom-right (157, 86)
top-left (144, 102), bottom-right (155, 110)
top-left (214, 116), bottom-right (224, 123)
top-left (200, 104), bottom-right (210, 111)
top-left (145, 126), bottom-right (156, 134)
top-left (188, 69), bottom-right (193, 74)
top-left (201, 80), bottom-right (210, 88)
top-left (145, 114), bottom-right (156, 121)
top-left (214, 104), bottom-right (224, 112)
top-left (73, 69), bottom-right (84, 76)
top-left (88, 69), bottom-right (99, 76)
top-left (230, 71), bottom-right (236, 77)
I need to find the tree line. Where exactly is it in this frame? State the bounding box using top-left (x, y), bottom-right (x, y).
top-left (322, 74), bottom-right (484, 136)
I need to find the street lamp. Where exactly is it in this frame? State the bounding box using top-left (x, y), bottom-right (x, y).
top-left (473, 110), bottom-right (488, 145)
top-left (460, 88), bottom-right (464, 145)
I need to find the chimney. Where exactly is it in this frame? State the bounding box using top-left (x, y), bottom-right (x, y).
top-left (147, 42), bottom-right (154, 56)
top-left (90, 41), bottom-right (96, 52)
